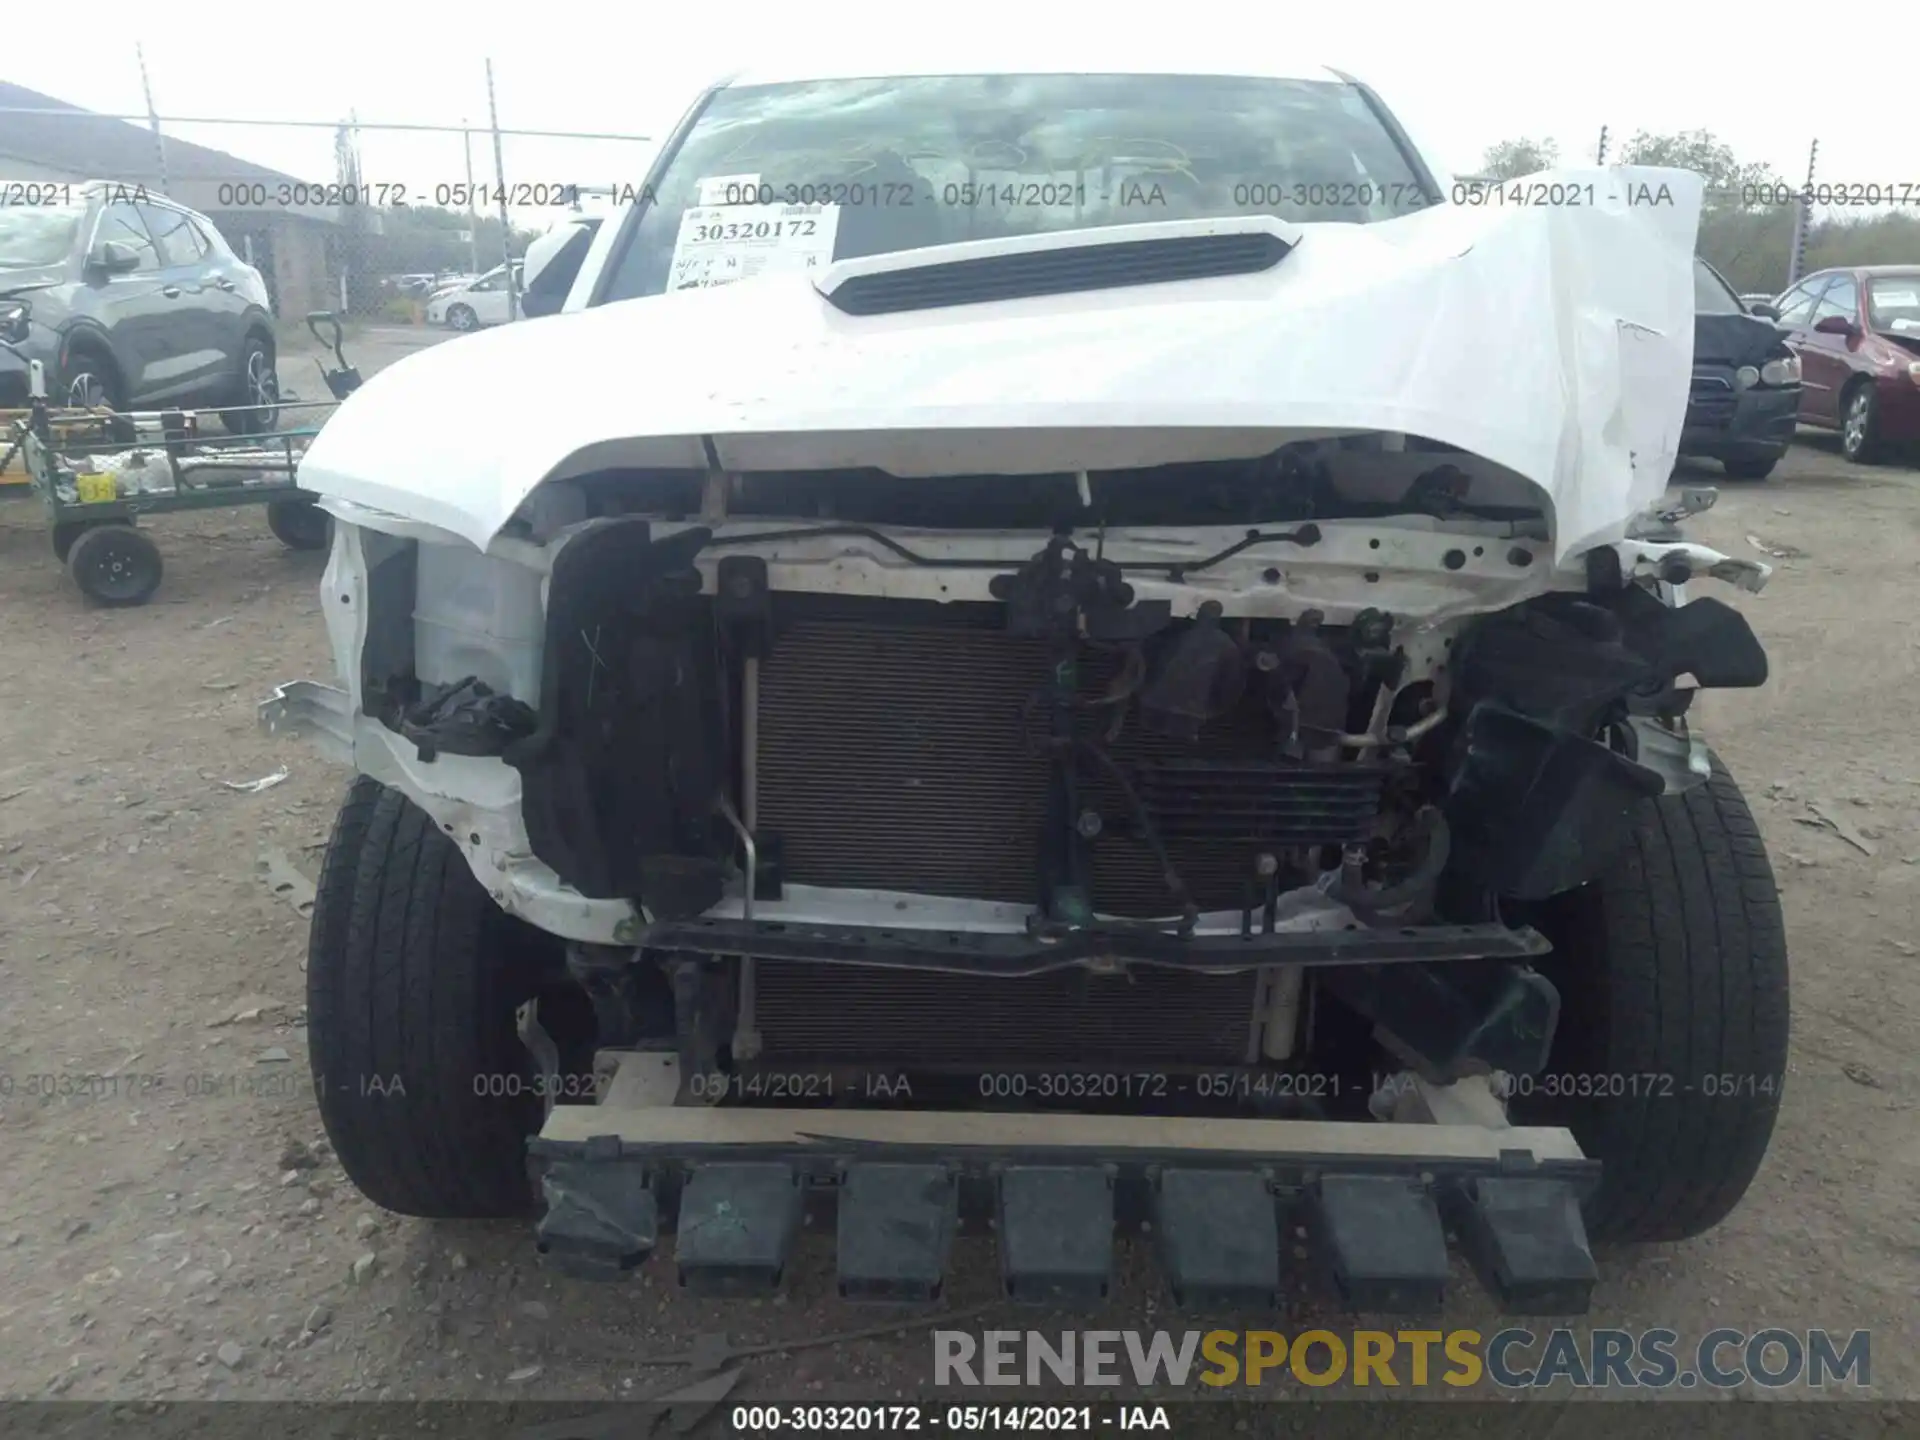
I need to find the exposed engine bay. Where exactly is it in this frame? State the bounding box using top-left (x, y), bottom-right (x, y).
top-left (311, 448), bottom-right (1770, 1120)
top-left (262, 125), bottom-right (1792, 1303)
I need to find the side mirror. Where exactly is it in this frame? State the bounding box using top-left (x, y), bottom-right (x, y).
top-left (1746, 301), bottom-right (1779, 320)
top-left (86, 240), bottom-right (143, 275)
top-left (1813, 314), bottom-right (1856, 337)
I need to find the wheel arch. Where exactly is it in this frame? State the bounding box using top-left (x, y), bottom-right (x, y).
top-left (241, 311), bottom-right (275, 349)
top-left (57, 321), bottom-right (124, 381)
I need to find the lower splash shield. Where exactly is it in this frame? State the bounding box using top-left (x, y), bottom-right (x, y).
top-left (527, 1057), bottom-right (1599, 1314)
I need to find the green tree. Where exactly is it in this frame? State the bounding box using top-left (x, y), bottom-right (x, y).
top-left (1615, 130), bottom-right (1794, 291)
top-left (1479, 137), bottom-right (1559, 181)
top-left (1616, 130), bottom-right (1780, 211)
top-left (1698, 208), bottom-right (1795, 294)
top-left (1806, 211), bottom-right (1920, 272)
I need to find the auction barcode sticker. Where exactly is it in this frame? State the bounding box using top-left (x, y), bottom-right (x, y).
top-left (667, 202), bottom-right (841, 292)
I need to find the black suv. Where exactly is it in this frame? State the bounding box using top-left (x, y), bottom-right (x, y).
top-left (0, 181), bottom-right (278, 431)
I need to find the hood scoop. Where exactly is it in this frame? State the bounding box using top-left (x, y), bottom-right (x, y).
top-left (817, 216), bottom-right (1301, 317)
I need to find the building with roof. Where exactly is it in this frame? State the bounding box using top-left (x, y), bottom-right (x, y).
top-left (0, 79), bottom-right (345, 317)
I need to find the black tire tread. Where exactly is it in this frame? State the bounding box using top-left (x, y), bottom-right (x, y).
top-left (1556, 754), bottom-right (1789, 1242)
top-left (309, 783), bottom-right (539, 1218)
top-left (266, 498), bottom-right (332, 551)
top-left (67, 523), bottom-right (162, 606)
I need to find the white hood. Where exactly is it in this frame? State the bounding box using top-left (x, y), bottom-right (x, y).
top-left (300, 166), bottom-right (1703, 562)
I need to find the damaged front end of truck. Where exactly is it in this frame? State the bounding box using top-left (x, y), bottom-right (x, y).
top-left (263, 185), bottom-right (1787, 1314)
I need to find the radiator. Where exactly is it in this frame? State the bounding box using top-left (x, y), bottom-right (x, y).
top-left (746, 601), bottom-right (1374, 1067)
top-left (754, 602), bottom-right (1381, 917)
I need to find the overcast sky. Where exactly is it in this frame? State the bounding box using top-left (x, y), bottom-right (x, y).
top-left (13, 0), bottom-right (1912, 213)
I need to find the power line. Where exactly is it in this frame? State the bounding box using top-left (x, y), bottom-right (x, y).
top-left (0, 107), bottom-right (649, 142)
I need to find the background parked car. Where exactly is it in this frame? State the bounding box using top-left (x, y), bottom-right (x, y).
top-left (0, 180), bottom-right (279, 431)
top-left (424, 263), bottom-right (522, 331)
top-left (1768, 266), bottom-right (1920, 463)
top-left (1680, 257), bottom-right (1802, 480)
top-left (385, 273), bottom-right (442, 300)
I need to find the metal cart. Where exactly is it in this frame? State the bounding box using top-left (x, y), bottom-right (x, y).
top-left (1, 313), bottom-right (363, 606)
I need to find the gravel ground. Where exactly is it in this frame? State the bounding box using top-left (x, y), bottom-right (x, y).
top-left (0, 424), bottom-right (1916, 1419)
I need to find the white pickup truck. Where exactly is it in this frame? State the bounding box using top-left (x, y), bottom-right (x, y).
top-left (263, 54), bottom-right (1785, 1311)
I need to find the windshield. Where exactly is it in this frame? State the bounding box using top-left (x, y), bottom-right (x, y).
top-left (1867, 276), bottom-right (1920, 335)
top-left (601, 73), bottom-right (1433, 302)
top-left (1693, 258), bottom-right (1744, 315)
top-left (0, 203), bottom-right (84, 269)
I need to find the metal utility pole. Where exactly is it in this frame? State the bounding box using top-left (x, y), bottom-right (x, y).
top-left (1787, 139), bottom-right (1818, 286)
top-left (462, 123), bottom-right (481, 276)
top-left (135, 44), bottom-right (169, 190)
top-left (485, 60), bottom-right (518, 322)
top-left (1595, 126), bottom-right (1609, 165)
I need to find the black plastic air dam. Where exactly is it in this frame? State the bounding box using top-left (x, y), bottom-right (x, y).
top-left (527, 1108), bottom-right (1600, 1313)
top-left (1443, 702), bottom-right (1665, 900)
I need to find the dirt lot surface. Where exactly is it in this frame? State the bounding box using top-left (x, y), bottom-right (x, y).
top-left (1, 410), bottom-right (1916, 1420)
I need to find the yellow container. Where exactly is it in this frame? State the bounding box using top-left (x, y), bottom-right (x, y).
top-left (76, 472), bottom-right (118, 503)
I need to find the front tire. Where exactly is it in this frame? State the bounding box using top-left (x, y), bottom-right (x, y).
top-left (446, 303), bottom-right (478, 333)
top-left (266, 497), bottom-right (332, 552)
top-left (59, 346), bottom-right (137, 442)
top-left (60, 347), bottom-right (124, 413)
top-left (1526, 754), bottom-right (1789, 1242)
top-left (307, 781), bottom-right (554, 1218)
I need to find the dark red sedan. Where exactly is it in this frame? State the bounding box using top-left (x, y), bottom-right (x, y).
top-left (1764, 265), bottom-right (1920, 462)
